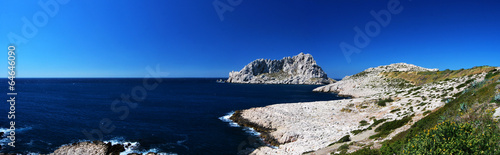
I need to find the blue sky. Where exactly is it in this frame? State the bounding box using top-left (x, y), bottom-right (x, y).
top-left (1, 0), bottom-right (499, 78)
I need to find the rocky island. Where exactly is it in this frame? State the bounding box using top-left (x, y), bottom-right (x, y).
top-left (226, 53), bottom-right (335, 85)
top-left (229, 63), bottom-right (500, 154)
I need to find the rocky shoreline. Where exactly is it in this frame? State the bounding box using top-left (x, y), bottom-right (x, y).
top-left (50, 141), bottom-right (159, 155)
top-left (229, 110), bottom-right (281, 146)
top-left (228, 63), bottom-right (494, 154)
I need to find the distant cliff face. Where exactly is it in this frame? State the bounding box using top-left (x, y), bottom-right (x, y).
top-left (227, 53), bottom-right (335, 85)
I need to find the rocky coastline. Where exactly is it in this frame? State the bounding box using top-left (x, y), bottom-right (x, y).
top-left (50, 141), bottom-right (158, 155)
top-left (228, 63), bottom-right (496, 154)
top-left (229, 110), bottom-right (281, 146)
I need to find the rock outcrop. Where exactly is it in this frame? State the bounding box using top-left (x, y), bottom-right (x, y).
top-left (227, 53), bottom-right (335, 85)
top-left (52, 141), bottom-right (110, 155)
top-left (313, 63), bottom-right (438, 97)
top-left (51, 141), bottom-right (153, 155)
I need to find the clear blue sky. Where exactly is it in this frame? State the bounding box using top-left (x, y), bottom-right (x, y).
top-left (1, 0), bottom-right (499, 78)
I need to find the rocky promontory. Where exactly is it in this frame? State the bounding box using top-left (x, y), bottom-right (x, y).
top-left (227, 53), bottom-right (335, 85)
top-left (229, 63), bottom-right (498, 154)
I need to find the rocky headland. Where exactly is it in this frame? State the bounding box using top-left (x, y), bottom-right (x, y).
top-left (227, 53), bottom-right (335, 85)
top-left (229, 63), bottom-right (500, 154)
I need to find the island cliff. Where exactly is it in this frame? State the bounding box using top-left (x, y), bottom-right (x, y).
top-left (226, 53), bottom-right (335, 85)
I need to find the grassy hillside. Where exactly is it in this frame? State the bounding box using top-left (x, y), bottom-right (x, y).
top-left (381, 66), bottom-right (496, 86)
top-left (340, 67), bottom-right (500, 155)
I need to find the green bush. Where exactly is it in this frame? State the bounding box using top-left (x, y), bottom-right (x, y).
top-left (423, 110), bottom-right (431, 116)
top-left (485, 71), bottom-right (499, 79)
top-left (377, 98), bottom-right (393, 106)
top-left (370, 116), bottom-right (412, 139)
top-left (351, 119), bottom-right (387, 135)
top-left (402, 121), bottom-right (500, 154)
top-left (329, 135), bottom-right (351, 146)
top-left (456, 79), bottom-right (474, 90)
top-left (390, 108), bottom-right (401, 113)
top-left (359, 120), bottom-right (369, 126)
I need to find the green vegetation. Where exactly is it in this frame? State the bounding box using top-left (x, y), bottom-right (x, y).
top-left (485, 69), bottom-right (499, 79)
top-left (351, 71), bottom-right (369, 78)
top-left (380, 75), bottom-right (500, 154)
top-left (351, 119), bottom-right (387, 135)
top-left (328, 135), bottom-right (351, 146)
top-left (402, 121), bottom-right (500, 154)
top-left (369, 115), bottom-right (413, 139)
top-left (377, 98), bottom-right (393, 106)
top-left (390, 108), bottom-right (400, 113)
top-left (338, 144), bottom-right (350, 153)
top-left (382, 66), bottom-right (495, 86)
top-left (456, 79), bottom-right (474, 90)
top-left (359, 120), bottom-right (369, 126)
top-left (337, 67), bottom-right (500, 154)
top-left (423, 110), bottom-right (431, 116)
top-left (337, 135), bottom-right (351, 143)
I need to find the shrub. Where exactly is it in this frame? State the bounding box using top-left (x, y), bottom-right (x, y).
top-left (402, 121), bottom-right (500, 154)
top-left (459, 103), bottom-right (467, 112)
top-left (351, 119), bottom-right (387, 135)
top-left (328, 135), bottom-right (351, 146)
top-left (359, 120), bottom-right (369, 126)
top-left (423, 110), bottom-right (431, 116)
top-left (456, 79), bottom-right (474, 90)
top-left (337, 135), bottom-right (351, 143)
top-left (338, 144), bottom-right (349, 151)
top-left (370, 115), bottom-right (413, 139)
top-left (485, 71), bottom-right (499, 79)
top-left (377, 98), bottom-right (393, 106)
top-left (372, 118), bottom-right (387, 127)
top-left (390, 108), bottom-right (401, 113)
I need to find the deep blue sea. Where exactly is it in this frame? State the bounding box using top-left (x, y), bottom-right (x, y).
top-left (0, 78), bottom-right (342, 154)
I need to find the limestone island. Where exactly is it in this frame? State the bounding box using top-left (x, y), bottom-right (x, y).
top-left (229, 63), bottom-right (500, 154)
top-left (226, 53), bottom-right (336, 85)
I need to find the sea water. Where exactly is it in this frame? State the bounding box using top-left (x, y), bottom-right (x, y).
top-left (0, 78), bottom-right (342, 154)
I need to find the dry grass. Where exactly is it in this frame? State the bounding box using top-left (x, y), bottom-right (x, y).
top-left (381, 66), bottom-right (496, 86)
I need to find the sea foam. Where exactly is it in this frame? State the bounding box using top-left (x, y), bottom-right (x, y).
top-left (218, 111), bottom-right (240, 127)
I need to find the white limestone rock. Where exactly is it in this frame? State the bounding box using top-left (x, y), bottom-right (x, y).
top-left (313, 63), bottom-right (438, 97)
top-left (227, 53), bottom-right (335, 85)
